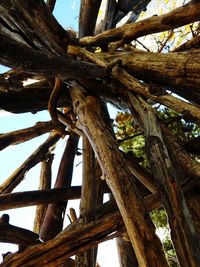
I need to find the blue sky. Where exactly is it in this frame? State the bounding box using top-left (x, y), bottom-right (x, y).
top-left (0, 1), bottom-right (119, 266)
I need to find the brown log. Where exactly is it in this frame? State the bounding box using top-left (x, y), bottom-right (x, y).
top-left (1, 211), bottom-right (124, 267)
top-left (68, 46), bottom-right (200, 123)
top-left (0, 187), bottom-right (81, 211)
top-left (40, 132), bottom-right (79, 241)
top-left (116, 237), bottom-right (138, 267)
top-left (174, 34), bottom-right (200, 52)
top-left (46, 0), bottom-right (56, 12)
top-left (70, 83), bottom-right (168, 267)
top-left (79, 0), bottom-right (102, 38)
top-left (80, 1), bottom-right (200, 47)
top-left (103, 50), bottom-right (200, 105)
top-left (122, 151), bottom-right (156, 193)
top-left (129, 94), bottom-right (200, 267)
top-left (0, 121), bottom-right (60, 151)
top-left (160, 124), bottom-right (200, 181)
top-left (33, 153), bottom-right (53, 233)
top-left (0, 134), bottom-right (61, 194)
top-left (0, 214), bottom-right (40, 247)
top-left (75, 135), bottom-right (97, 267)
top-left (0, 79), bottom-right (70, 114)
top-left (0, 0), bottom-right (68, 55)
top-left (0, 35), bottom-right (109, 80)
top-left (185, 186), bottom-right (200, 237)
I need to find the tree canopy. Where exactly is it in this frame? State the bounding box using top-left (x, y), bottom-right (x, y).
top-left (0, 1), bottom-right (200, 266)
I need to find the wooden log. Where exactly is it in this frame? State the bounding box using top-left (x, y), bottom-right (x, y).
top-left (0, 187), bottom-right (81, 211)
top-left (0, 35), bottom-right (109, 80)
top-left (160, 124), bottom-right (200, 180)
top-left (0, 214), bottom-right (40, 247)
top-left (0, 134), bottom-right (61, 194)
top-left (40, 132), bottom-right (79, 241)
top-left (96, 0), bottom-right (116, 34)
top-left (129, 94), bottom-right (200, 267)
top-left (112, 0), bottom-right (150, 28)
top-left (79, 0), bottom-right (102, 38)
top-left (0, 0), bottom-right (68, 55)
top-left (103, 50), bottom-right (200, 105)
top-left (173, 34), bottom-right (200, 52)
top-left (68, 46), bottom-right (200, 123)
top-left (0, 121), bottom-right (61, 151)
top-left (0, 80), bottom-right (70, 114)
top-left (46, 0), bottom-right (56, 12)
top-left (33, 153), bottom-right (53, 233)
top-left (0, 211), bottom-right (124, 267)
top-left (70, 83), bottom-right (168, 267)
top-left (75, 135), bottom-right (97, 267)
top-left (116, 237), bottom-right (138, 267)
top-left (80, 1), bottom-right (200, 47)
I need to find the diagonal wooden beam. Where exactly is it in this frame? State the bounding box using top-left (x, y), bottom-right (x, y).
top-left (80, 1), bottom-right (200, 47)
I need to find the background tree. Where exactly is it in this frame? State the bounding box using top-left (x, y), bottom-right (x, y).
top-left (0, 0), bottom-right (200, 266)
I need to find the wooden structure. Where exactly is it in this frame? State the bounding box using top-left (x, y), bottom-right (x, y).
top-left (0, 0), bottom-right (200, 266)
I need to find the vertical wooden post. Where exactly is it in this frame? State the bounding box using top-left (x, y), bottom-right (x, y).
top-left (129, 94), bottom-right (200, 267)
top-left (33, 152), bottom-right (53, 233)
top-left (70, 83), bottom-right (168, 267)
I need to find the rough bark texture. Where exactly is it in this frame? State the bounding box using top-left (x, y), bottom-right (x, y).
top-left (33, 153), bottom-right (53, 233)
top-left (116, 237), bottom-right (139, 267)
top-left (40, 132), bottom-right (79, 241)
top-left (1, 1), bottom-right (200, 266)
top-left (129, 94), bottom-right (200, 267)
top-left (80, 1), bottom-right (200, 46)
top-left (70, 83), bottom-right (168, 267)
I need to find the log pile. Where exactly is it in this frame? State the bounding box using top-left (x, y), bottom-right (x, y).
top-left (0, 1), bottom-right (200, 266)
